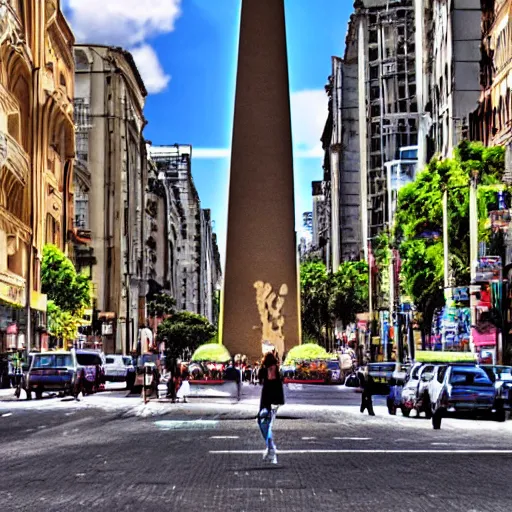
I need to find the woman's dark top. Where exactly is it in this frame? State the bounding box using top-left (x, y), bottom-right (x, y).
top-left (259, 364), bottom-right (285, 411)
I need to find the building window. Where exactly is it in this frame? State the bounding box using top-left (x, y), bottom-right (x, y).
top-left (76, 132), bottom-right (89, 161)
top-left (74, 190), bottom-right (89, 229)
top-left (46, 213), bottom-right (59, 246)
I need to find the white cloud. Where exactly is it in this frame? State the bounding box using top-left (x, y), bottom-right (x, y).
top-left (131, 45), bottom-right (170, 94)
top-left (193, 89), bottom-right (327, 159)
top-left (64, 0), bottom-right (181, 47)
top-left (63, 0), bottom-right (181, 95)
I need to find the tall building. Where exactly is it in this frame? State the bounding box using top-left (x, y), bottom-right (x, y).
top-left (310, 180), bottom-right (329, 263)
top-left (322, 51), bottom-right (362, 268)
top-left (199, 208), bottom-right (222, 324)
top-left (470, 0), bottom-right (512, 151)
top-left (149, 145), bottom-right (221, 323)
top-left (72, 45), bottom-right (148, 355)
top-left (354, 0), bottom-right (419, 242)
top-left (470, 0), bottom-right (512, 268)
top-left (417, 0), bottom-right (482, 166)
top-left (0, 0), bottom-right (75, 352)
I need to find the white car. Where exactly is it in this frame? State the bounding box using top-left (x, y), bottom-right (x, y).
top-left (104, 355), bottom-right (133, 383)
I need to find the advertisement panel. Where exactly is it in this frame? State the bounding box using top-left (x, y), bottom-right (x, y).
top-left (475, 256), bottom-right (502, 283)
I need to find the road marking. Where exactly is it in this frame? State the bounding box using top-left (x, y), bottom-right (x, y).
top-left (210, 435), bottom-right (239, 439)
top-left (154, 420), bottom-right (218, 430)
top-left (210, 449), bottom-right (512, 455)
top-left (302, 437), bottom-right (316, 440)
top-left (334, 437), bottom-right (372, 441)
top-left (1, 413), bottom-right (12, 417)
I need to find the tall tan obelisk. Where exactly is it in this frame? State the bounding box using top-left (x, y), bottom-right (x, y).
top-left (220, 0), bottom-right (301, 363)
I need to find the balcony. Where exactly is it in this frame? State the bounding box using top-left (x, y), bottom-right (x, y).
top-left (4, 132), bottom-right (30, 187)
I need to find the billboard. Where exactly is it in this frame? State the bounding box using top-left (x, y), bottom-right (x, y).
top-left (475, 256), bottom-right (502, 283)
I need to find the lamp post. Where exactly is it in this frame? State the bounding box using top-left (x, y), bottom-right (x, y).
top-left (442, 186), bottom-right (450, 289)
top-left (469, 169), bottom-right (479, 355)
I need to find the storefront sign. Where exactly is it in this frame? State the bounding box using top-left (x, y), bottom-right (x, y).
top-left (0, 281), bottom-right (24, 306)
top-left (30, 290), bottom-right (47, 312)
top-left (101, 322), bottom-right (113, 335)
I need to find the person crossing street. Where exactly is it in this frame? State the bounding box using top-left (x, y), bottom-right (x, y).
top-left (257, 352), bottom-right (285, 464)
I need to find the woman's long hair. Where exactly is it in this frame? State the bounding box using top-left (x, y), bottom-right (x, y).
top-left (262, 352), bottom-right (278, 368)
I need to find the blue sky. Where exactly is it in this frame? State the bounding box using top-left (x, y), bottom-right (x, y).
top-left (63, 0), bottom-right (352, 264)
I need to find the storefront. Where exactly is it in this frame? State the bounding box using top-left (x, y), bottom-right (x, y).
top-left (0, 273), bottom-right (27, 353)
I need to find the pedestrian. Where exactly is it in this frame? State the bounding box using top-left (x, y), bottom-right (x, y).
top-left (176, 366), bottom-right (190, 403)
top-left (224, 360), bottom-right (242, 400)
top-left (166, 357), bottom-right (178, 403)
top-left (357, 365), bottom-right (375, 416)
top-left (257, 352), bottom-right (285, 464)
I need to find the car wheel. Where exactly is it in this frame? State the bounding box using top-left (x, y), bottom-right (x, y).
top-left (495, 407), bottom-right (509, 422)
top-left (423, 395), bottom-right (433, 419)
top-left (401, 406), bottom-right (411, 417)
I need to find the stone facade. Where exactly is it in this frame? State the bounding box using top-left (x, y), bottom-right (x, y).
top-left (72, 44), bottom-right (147, 355)
top-left (321, 50), bottom-right (362, 269)
top-left (417, 0), bottom-right (482, 166)
top-left (471, 0), bottom-right (512, 149)
top-left (0, 0), bottom-right (75, 353)
top-left (149, 145), bottom-right (221, 323)
top-left (199, 208), bottom-right (221, 324)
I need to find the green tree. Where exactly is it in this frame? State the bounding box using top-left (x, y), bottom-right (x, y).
top-left (46, 301), bottom-right (81, 344)
top-left (147, 293), bottom-right (176, 318)
top-left (330, 260), bottom-right (369, 327)
top-left (300, 260), bottom-right (369, 347)
top-left (300, 261), bottom-right (331, 346)
top-left (157, 311), bottom-right (216, 359)
top-left (395, 141), bottom-right (506, 336)
top-left (41, 245), bottom-right (91, 315)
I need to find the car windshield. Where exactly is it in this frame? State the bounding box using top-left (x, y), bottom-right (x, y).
top-left (450, 367), bottom-right (493, 387)
top-left (410, 366), bottom-right (421, 379)
top-left (491, 366), bottom-right (512, 381)
top-left (76, 353), bottom-right (102, 366)
top-left (33, 354), bottom-right (73, 368)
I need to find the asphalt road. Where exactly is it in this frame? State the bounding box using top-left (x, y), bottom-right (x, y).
top-left (1, 384), bottom-right (512, 511)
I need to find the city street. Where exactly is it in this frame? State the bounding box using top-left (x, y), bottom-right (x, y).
top-left (1, 384), bottom-right (512, 511)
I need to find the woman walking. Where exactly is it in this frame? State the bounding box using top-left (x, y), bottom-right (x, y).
top-left (258, 352), bottom-right (285, 464)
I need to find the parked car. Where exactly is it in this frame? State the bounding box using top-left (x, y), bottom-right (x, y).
top-left (26, 351), bottom-right (81, 399)
top-left (424, 364), bottom-right (496, 429)
top-left (75, 350), bottom-right (105, 394)
top-left (368, 362), bottom-right (399, 393)
top-left (480, 365), bottom-right (512, 421)
top-left (103, 355), bottom-right (135, 389)
top-left (399, 363), bottom-right (434, 418)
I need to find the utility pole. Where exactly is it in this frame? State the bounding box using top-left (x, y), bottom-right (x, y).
top-left (442, 187), bottom-right (450, 290)
top-left (469, 170), bottom-right (479, 355)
